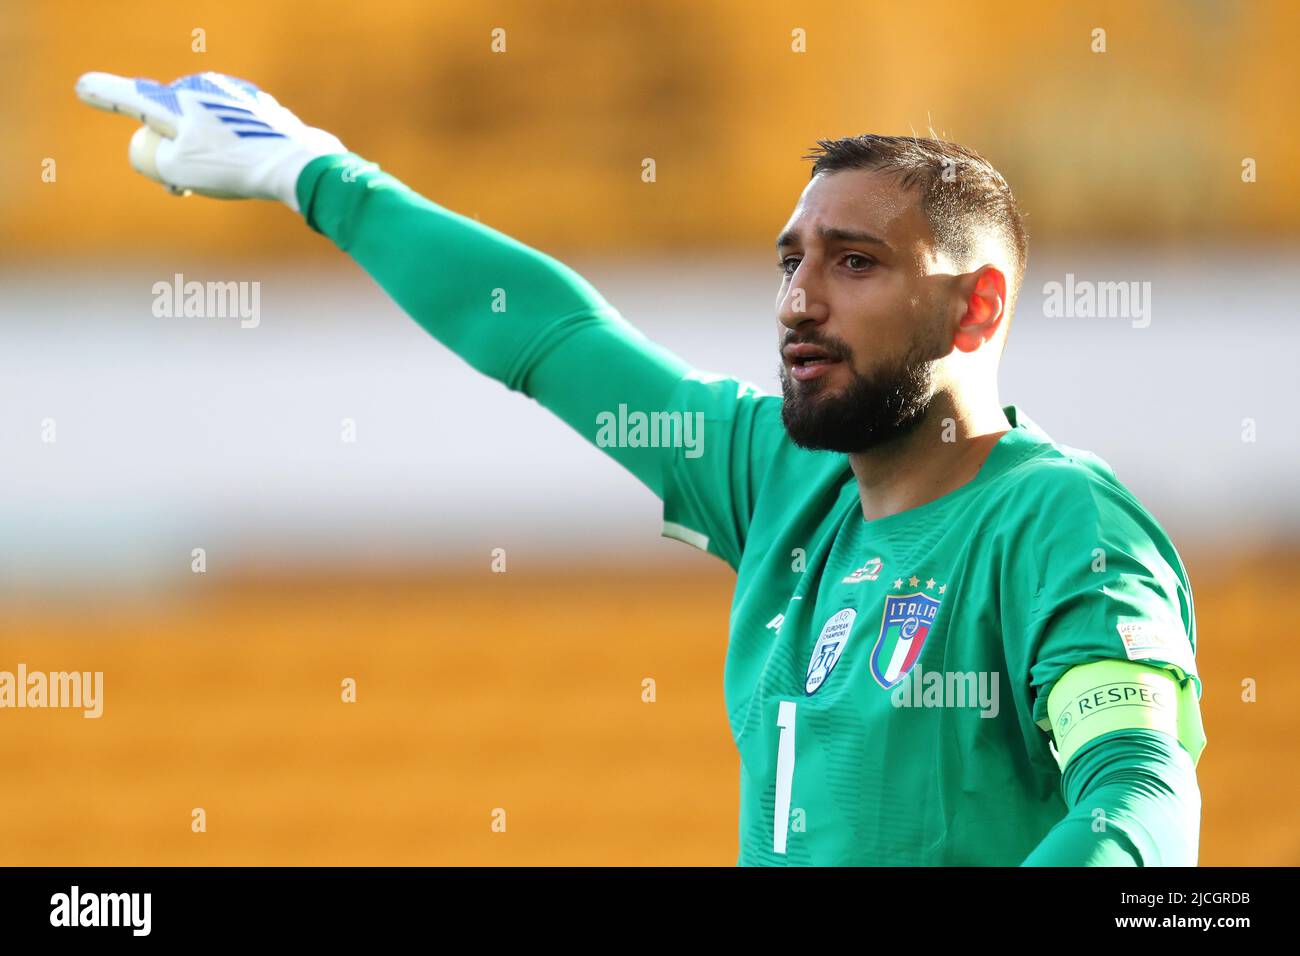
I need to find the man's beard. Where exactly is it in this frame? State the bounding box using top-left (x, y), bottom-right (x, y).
top-left (779, 343), bottom-right (937, 454)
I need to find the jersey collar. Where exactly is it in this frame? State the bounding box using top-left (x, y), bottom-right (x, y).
top-left (852, 403), bottom-right (1050, 531)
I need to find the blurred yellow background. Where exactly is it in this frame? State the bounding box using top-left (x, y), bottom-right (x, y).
top-left (2, 0), bottom-right (1298, 866)
top-left (2, 553), bottom-right (1296, 865)
top-left (6, 0), bottom-right (1299, 258)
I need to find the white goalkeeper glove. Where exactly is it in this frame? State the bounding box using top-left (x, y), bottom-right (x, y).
top-left (75, 70), bottom-right (346, 212)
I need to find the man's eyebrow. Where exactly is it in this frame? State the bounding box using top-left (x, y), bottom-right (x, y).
top-left (775, 226), bottom-right (891, 251)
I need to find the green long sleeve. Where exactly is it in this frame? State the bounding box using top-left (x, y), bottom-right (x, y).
top-left (296, 153), bottom-right (693, 497)
top-left (1021, 729), bottom-right (1201, 866)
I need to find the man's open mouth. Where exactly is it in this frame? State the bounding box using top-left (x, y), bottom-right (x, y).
top-left (783, 342), bottom-right (842, 380)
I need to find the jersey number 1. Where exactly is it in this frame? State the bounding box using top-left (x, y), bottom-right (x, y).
top-left (774, 700), bottom-right (796, 854)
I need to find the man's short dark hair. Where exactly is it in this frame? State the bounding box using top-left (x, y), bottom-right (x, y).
top-left (803, 134), bottom-right (1028, 311)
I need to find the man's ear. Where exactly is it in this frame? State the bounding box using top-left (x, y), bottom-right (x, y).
top-left (953, 266), bottom-right (1007, 353)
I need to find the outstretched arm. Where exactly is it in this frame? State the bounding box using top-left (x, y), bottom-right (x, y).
top-left (77, 70), bottom-right (694, 498)
top-left (295, 152), bottom-right (692, 496)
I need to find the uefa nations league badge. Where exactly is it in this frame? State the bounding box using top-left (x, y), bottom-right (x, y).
top-left (805, 608), bottom-right (857, 695)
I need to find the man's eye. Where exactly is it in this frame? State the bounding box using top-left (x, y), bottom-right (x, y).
top-left (843, 254), bottom-right (875, 271)
top-left (778, 257), bottom-right (800, 276)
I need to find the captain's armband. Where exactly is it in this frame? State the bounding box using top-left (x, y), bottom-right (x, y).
top-left (1044, 659), bottom-right (1205, 769)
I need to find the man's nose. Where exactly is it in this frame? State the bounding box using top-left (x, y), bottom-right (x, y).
top-left (778, 265), bottom-right (830, 330)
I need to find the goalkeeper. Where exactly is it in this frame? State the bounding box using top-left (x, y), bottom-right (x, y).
top-left (77, 71), bottom-right (1206, 866)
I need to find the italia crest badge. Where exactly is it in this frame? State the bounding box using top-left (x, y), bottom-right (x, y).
top-left (870, 578), bottom-right (947, 689)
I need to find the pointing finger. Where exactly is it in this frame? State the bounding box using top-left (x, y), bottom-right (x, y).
top-left (75, 72), bottom-right (180, 138)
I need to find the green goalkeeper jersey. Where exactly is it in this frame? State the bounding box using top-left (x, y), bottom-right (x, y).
top-left (658, 377), bottom-right (1198, 864)
top-left (298, 155), bottom-right (1201, 866)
